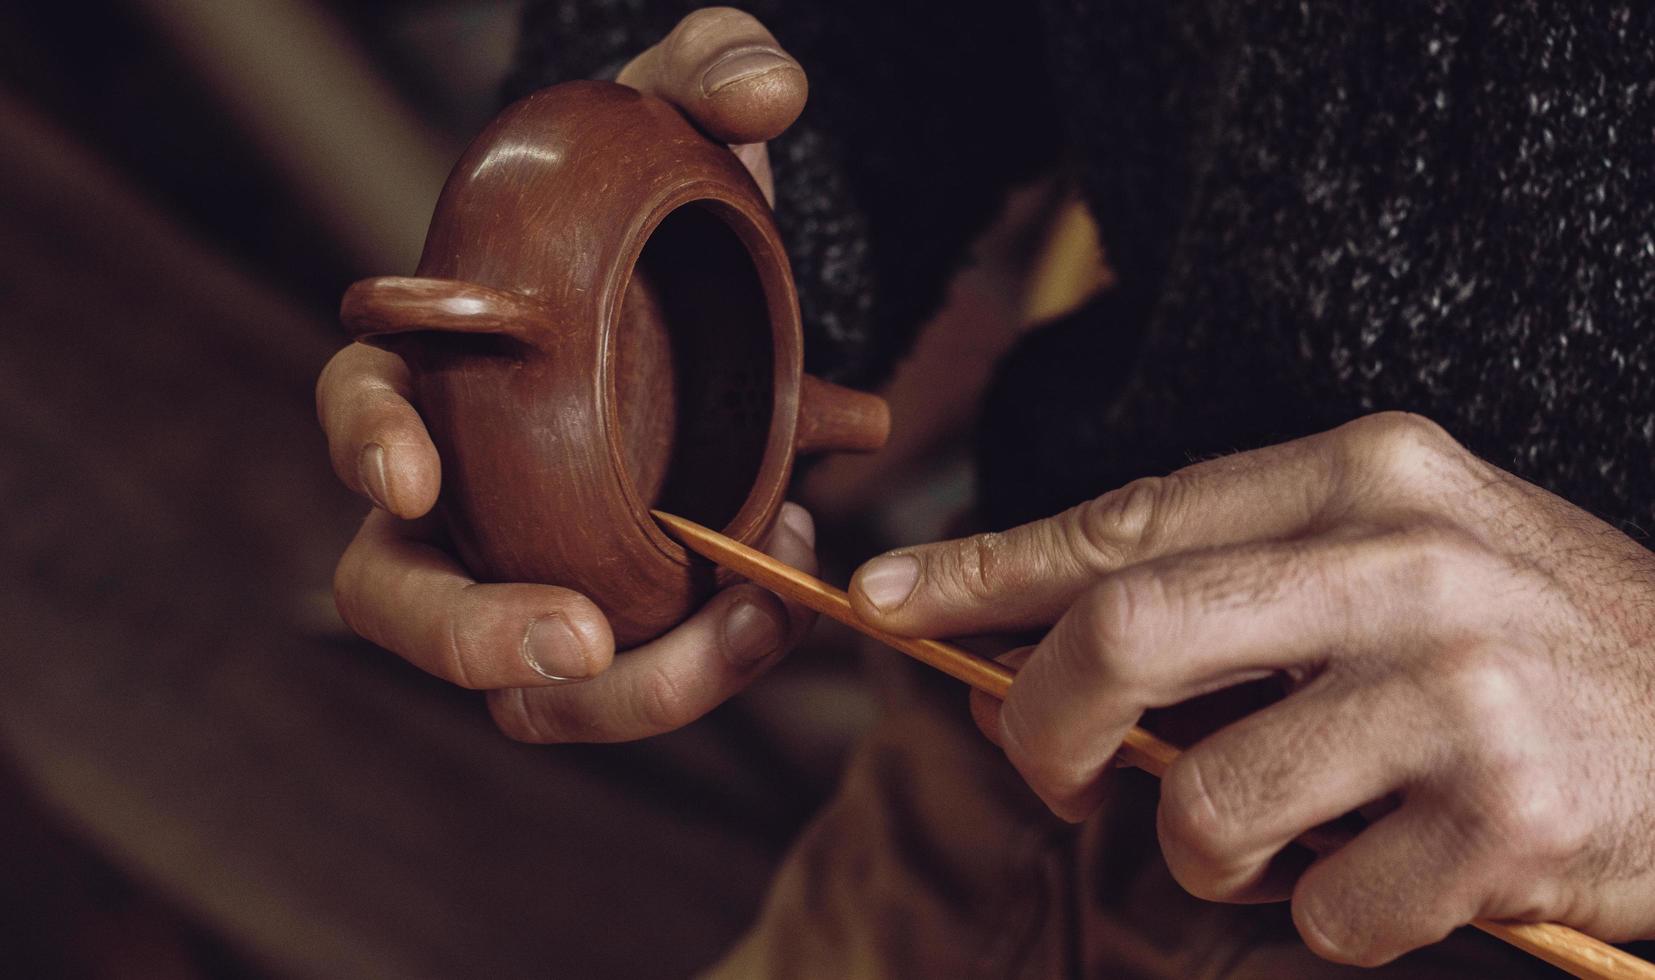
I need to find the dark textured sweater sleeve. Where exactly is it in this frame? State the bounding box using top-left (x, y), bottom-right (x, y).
top-left (975, 1), bottom-right (1655, 537)
top-left (504, 0), bottom-right (1063, 389)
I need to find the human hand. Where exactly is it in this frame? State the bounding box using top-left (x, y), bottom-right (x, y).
top-left (314, 8), bottom-right (814, 742)
top-left (848, 412), bottom-right (1655, 965)
top-left (614, 5), bottom-right (806, 203)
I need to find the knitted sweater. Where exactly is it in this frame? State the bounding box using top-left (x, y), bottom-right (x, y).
top-left (508, 0), bottom-right (1655, 535)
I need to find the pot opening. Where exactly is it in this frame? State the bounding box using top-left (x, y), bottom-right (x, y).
top-left (613, 202), bottom-right (775, 532)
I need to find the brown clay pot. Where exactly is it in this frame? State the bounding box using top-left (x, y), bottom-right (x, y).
top-left (340, 81), bottom-right (888, 647)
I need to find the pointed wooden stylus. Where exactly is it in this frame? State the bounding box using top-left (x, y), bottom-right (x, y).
top-left (652, 509), bottom-right (1655, 980)
top-left (651, 509), bottom-right (1178, 775)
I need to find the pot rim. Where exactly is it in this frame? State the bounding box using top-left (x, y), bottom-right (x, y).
top-left (599, 179), bottom-right (803, 569)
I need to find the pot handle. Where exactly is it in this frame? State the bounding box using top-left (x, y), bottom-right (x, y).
top-left (340, 276), bottom-right (548, 345)
top-left (796, 374), bottom-right (890, 455)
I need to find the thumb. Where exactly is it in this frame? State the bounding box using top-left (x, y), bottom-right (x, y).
top-left (616, 6), bottom-right (807, 146)
top-left (849, 503), bottom-right (1122, 639)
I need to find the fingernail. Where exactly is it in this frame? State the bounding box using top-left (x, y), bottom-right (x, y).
top-left (702, 47), bottom-right (792, 95)
top-left (857, 555), bottom-right (919, 612)
top-left (723, 597), bottom-right (785, 667)
top-left (358, 443), bottom-right (390, 510)
top-left (779, 504), bottom-right (815, 548)
top-left (522, 614), bottom-right (589, 682)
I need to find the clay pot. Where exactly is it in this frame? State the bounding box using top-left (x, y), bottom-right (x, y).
top-left (340, 81), bottom-right (888, 647)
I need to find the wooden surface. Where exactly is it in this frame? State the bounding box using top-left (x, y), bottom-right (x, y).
top-left (653, 510), bottom-right (1655, 980)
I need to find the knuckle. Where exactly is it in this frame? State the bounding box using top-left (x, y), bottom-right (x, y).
top-left (1158, 756), bottom-right (1243, 878)
top-left (1076, 575), bottom-right (1165, 690)
top-left (316, 344), bottom-right (372, 425)
top-left (1074, 475), bottom-right (1178, 566)
top-left (1436, 646), bottom-right (1526, 733)
top-left (434, 598), bottom-right (484, 690)
top-left (1341, 412), bottom-right (1464, 488)
top-left (1500, 789), bottom-right (1587, 864)
top-left (1432, 652), bottom-right (1587, 863)
top-left (423, 586), bottom-right (486, 691)
top-left (1460, 760), bottom-right (1585, 864)
top-left (631, 663), bottom-right (697, 734)
top-left (1352, 410), bottom-right (1455, 456)
top-left (488, 689), bottom-right (557, 744)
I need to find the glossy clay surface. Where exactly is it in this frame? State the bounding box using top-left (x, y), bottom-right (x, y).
top-left (342, 82), bottom-right (887, 646)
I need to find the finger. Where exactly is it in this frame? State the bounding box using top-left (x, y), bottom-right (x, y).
top-left (489, 503), bottom-right (819, 743)
top-left (761, 502), bottom-right (821, 638)
top-left (995, 528), bottom-right (1496, 820)
top-left (1157, 676), bottom-right (1422, 905)
top-left (849, 432), bottom-right (1346, 636)
top-left (728, 141), bottom-right (776, 204)
top-left (968, 646), bottom-right (1035, 748)
top-left (1291, 804), bottom-right (1486, 967)
top-left (334, 509), bottom-right (614, 688)
top-left (616, 6), bottom-right (807, 145)
top-left (316, 342), bottom-right (440, 518)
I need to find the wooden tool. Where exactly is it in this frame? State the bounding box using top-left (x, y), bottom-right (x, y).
top-left (653, 509), bottom-right (1655, 980)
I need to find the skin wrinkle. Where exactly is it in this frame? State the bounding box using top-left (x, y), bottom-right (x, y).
top-left (442, 591), bottom-right (481, 691)
top-left (313, 3), bottom-right (1655, 961)
top-left (1080, 575), bottom-right (1161, 695)
top-left (964, 531), bottom-right (1009, 605)
top-left (1184, 731), bottom-right (1271, 854)
top-left (1436, 646), bottom-right (1637, 894)
top-left (1066, 482), bottom-right (1155, 578)
top-left (1238, 684), bottom-right (1359, 817)
top-left (315, 344), bottom-right (408, 417)
top-left (1211, 541), bottom-right (1307, 610)
top-left (959, 410), bottom-right (1655, 956)
top-left (1111, 475), bottom-right (1176, 558)
top-left (1296, 803), bottom-right (1486, 965)
top-left (497, 686), bottom-right (551, 744)
top-left (506, 684), bottom-right (598, 744)
top-left (1003, 594), bottom-right (1134, 818)
top-left (1159, 753), bottom-right (1252, 897)
top-left (1062, 497), bottom-right (1132, 577)
top-left (634, 656), bottom-right (696, 733)
top-left (1171, 672), bottom-right (1402, 888)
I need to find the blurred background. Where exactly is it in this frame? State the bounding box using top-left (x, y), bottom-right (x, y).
top-left (0, 2), bottom-right (1102, 976)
